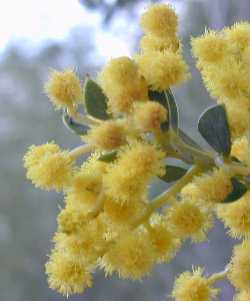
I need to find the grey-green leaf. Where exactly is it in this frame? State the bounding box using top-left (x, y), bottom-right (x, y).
top-left (98, 151), bottom-right (117, 162)
top-left (84, 78), bottom-right (111, 120)
top-left (148, 90), bottom-right (169, 131)
top-left (62, 111), bottom-right (89, 135)
top-left (159, 165), bottom-right (188, 183)
top-left (179, 129), bottom-right (203, 151)
top-left (224, 177), bottom-right (248, 203)
top-left (164, 89), bottom-right (179, 131)
top-left (198, 104), bottom-right (231, 156)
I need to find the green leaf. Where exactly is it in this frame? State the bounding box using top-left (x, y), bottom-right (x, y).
top-left (159, 165), bottom-right (188, 183)
top-left (224, 177), bottom-right (248, 203)
top-left (148, 90), bottom-right (169, 131)
top-left (62, 110), bottom-right (89, 135)
top-left (84, 78), bottom-right (111, 120)
top-left (98, 151), bottom-right (117, 162)
top-left (164, 89), bottom-right (179, 131)
top-left (198, 104), bottom-right (231, 156)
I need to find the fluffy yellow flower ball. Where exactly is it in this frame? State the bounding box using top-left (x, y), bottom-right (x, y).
top-left (172, 268), bottom-right (219, 301)
top-left (98, 56), bottom-right (148, 113)
top-left (166, 200), bottom-right (213, 242)
top-left (235, 291), bottom-right (250, 301)
top-left (85, 120), bottom-right (127, 150)
top-left (103, 198), bottom-right (145, 228)
top-left (140, 34), bottom-right (180, 53)
top-left (149, 215), bottom-right (181, 263)
top-left (45, 69), bottom-right (82, 111)
top-left (203, 60), bottom-right (250, 101)
top-left (57, 204), bottom-right (89, 234)
top-left (231, 136), bottom-right (250, 166)
top-left (66, 166), bottom-right (103, 211)
top-left (229, 240), bottom-right (250, 291)
top-left (23, 142), bottom-right (74, 191)
top-left (217, 192), bottom-right (250, 238)
top-left (181, 167), bottom-right (232, 204)
top-left (140, 4), bottom-right (178, 38)
top-left (225, 22), bottom-right (250, 52)
top-left (101, 231), bottom-right (154, 280)
top-left (103, 141), bottom-right (164, 203)
top-left (136, 50), bottom-right (189, 91)
top-left (45, 251), bottom-right (92, 296)
top-left (226, 102), bottom-right (250, 139)
top-left (54, 219), bottom-right (106, 265)
top-left (192, 30), bottom-right (228, 64)
top-left (133, 101), bottom-right (168, 132)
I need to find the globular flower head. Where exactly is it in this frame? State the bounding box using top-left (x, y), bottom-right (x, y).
top-left (229, 240), bottom-right (250, 291)
top-left (103, 141), bottom-right (165, 203)
top-left (100, 230), bottom-right (154, 280)
top-left (57, 204), bottom-right (89, 234)
top-left (23, 142), bottom-right (74, 191)
top-left (217, 192), bottom-right (250, 239)
top-left (136, 50), bottom-right (189, 91)
top-left (181, 167), bottom-right (232, 204)
top-left (140, 4), bottom-right (178, 38)
top-left (45, 69), bottom-right (82, 111)
top-left (203, 60), bottom-right (250, 101)
top-left (98, 56), bottom-right (148, 114)
top-left (234, 291), bottom-right (250, 301)
top-left (231, 136), bottom-right (250, 166)
top-left (166, 199), bottom-right (213, 242)
top-left (225, 22), bottom-right (250, 52)
top-left (66, 164), bottom-right (103, 211)
top-left (133, 101), bottom-right (168, 133)
top-left (172, 267), bottom-right (219, 301)
top-left (45, 251), bottom-right (92, 296)
top-left (140, 34), bottom-right (180, 53)
top-left (226, 102), bottom-right (250, 139)
top-left (103, 197), bottom-right (145, 228)
top-left (85, 120), bottom-right (127, 150)
top-left (192, 30), bottom-right (228, 64)
top-left (54, 218), bottom-right (106, 265)
top-left (149, 214), bottom-right (181, 263)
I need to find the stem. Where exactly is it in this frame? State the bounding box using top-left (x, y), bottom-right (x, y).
top-left (208, 266), bottom-right (229, 284)
top-left (131, 165), bottom-right (203, 228)
top-left (72, 112), bottom-right (100, 126)
top-left (69, 144), bottom-right (94, 160)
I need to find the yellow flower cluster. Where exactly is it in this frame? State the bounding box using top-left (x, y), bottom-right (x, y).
top-left (235, 291), bottom-right (250, 301)
top-left (172, 267), bottom-right (218, 301)
top-left (23, 3), bottom-right (250, 300)
top-left (181, 167), bottom-right (232, 205)
top-left (136, 4), bottom-right (189, 91)
top-left (192, 23), bottom-right (250, 138)
top-left (229, 240), bottom-right (250, 291)
top-left (23, 142), bottom-right (74, 191)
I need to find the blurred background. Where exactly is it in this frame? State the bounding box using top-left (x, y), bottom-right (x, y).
top-left (0, 0), bottom-right (249, 300)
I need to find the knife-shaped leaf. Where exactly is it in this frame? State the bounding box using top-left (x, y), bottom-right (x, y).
top-left (198, 104), bottom-right (231, 156)
top-left (84, 78), bottom-right (111, 120)
top-left (159, 165), bottom-right (188, 183)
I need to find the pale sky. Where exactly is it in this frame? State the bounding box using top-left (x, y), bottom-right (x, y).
top-left (0, 0), bottom-right (132, 59)
top-left (0, 0), bottom-right (181, 60)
